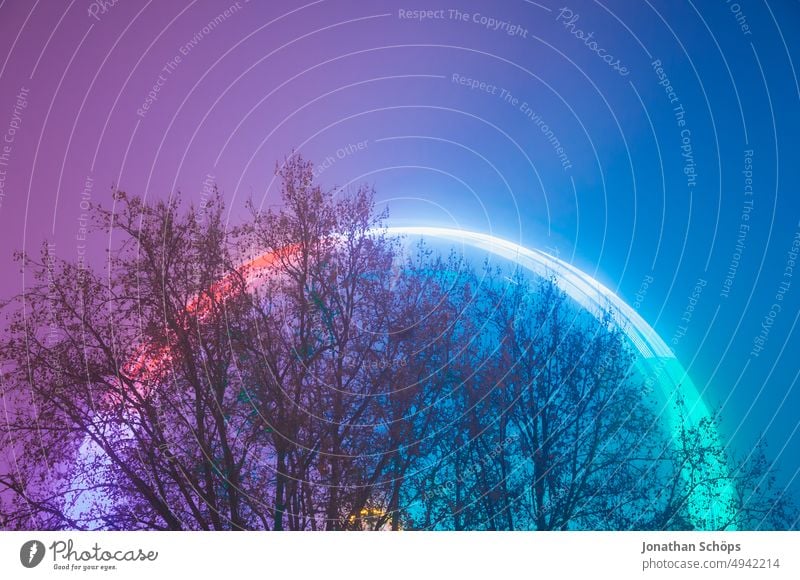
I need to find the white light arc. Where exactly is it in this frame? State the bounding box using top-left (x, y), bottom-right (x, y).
top-left (386, 226), bottom-right (735, 529)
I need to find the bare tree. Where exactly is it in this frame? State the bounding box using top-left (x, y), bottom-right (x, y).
top-left (0, 153), bottom-right (795, 531)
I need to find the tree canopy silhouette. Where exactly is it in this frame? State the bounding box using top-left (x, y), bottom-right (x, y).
top-left (0, 155), bottom-right (794, 531)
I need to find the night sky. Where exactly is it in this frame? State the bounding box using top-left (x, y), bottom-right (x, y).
top-left (1, 0), bottom-right (799, 499)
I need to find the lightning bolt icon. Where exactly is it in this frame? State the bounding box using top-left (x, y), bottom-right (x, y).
top-left (28, 543), bottom-right (39, 564)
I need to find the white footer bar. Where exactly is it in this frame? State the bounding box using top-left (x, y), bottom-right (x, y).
top-left (1, 531), bottom-right (797, 579)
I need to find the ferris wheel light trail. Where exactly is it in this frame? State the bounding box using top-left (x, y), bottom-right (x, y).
top-left (385, 226), bottom-right (736, 528)
top-left (73, 225), bottom-right (735, 529)
top-left (386, 226), bottom-right (672, 359)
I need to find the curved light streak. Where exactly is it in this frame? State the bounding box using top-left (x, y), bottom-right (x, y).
top-left (72, 226), bottom-right (734, 529)
top-left (387, 226), bottom-right (670, 359)
top-left (385, 226), bottom-right (736, 529)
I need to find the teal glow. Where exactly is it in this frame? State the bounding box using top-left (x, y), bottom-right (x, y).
top-left (386, 226), bottom-right (736, 530)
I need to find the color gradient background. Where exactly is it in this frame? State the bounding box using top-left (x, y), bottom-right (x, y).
top-left (0, 0), bottom-right (798, 501)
